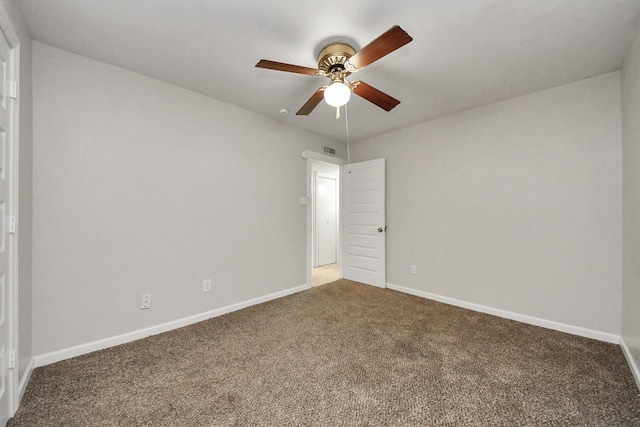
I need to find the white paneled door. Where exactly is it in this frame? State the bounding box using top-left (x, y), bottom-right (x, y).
top-left (0, 26), bottom-right (15, 425)
top-left (342, 159), bottom-right (386, 288)
top-left (316, 174), bottom-right (338, 267)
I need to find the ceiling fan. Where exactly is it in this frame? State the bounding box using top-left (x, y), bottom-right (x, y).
top-left (256, 26), bottom-right (413, 116)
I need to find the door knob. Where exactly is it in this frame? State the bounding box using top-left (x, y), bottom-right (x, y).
top-left (378, 227), bottom-right (383, 233)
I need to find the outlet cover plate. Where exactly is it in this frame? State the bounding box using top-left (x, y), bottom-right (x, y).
top-left (140, 294), bottom-right (152, 309)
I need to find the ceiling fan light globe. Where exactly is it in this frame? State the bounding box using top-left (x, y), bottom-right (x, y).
top-left (324, 82), bottom-right (351, 107)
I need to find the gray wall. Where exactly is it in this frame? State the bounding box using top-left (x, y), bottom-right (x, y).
top-left (351, 73), bottom-right (622, 336)
top-left (0, 0), bottom-right (33, 390)
top-left (32, 42), bottom-right (338, 356)
top-left (622, 19), bottom-right (640, 381)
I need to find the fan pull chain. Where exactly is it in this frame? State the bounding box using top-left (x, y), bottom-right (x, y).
top-left (345, 103), bottom-right (351, 173)
top-left (336, 106), bottom-right (341, 120)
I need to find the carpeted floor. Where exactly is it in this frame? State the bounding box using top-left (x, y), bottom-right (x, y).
top-left (9, 280), bottom-right (640, 426)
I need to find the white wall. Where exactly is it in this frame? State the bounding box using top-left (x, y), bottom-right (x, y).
top-left (621, 19), bottom-right (640, 383)
top-left (312, 161), bottom-right (340, 176)
top-left (1, 0), bottom-right (33, 393)
top-left (351, 73), bottom-right (622, 336)
top-left (32, 42), bottom-right (340, 357)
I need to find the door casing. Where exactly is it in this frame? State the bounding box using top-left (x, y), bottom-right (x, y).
top-left (0, 7), bottom-right (20, 423)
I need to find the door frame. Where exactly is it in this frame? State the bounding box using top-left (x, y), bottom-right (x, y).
top-left (0, 5), bottom-right (20, 420)
top-left (304, 151), bottom-right (343, 288)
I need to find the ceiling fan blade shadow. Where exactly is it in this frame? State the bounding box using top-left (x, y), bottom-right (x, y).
top-left (256, 60), bottom-right (321, 76)
top-left (350, 80), bottom-right (400, 111)
top-left (297, 87), bottom-right (327, 115)
top-left (347, 26), bottom-right (413, 70)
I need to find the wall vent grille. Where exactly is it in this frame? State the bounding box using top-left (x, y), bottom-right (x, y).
top-left (323, 146), bottom-right (336, 156)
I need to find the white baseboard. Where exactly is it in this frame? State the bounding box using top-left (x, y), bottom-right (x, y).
top-left (620, 337), bottom-right (640, 391)
top-left (387, 283), bottom-right (620, 344)
top-left (17, 357), bottom-right (35, 402)
top-left (34, 284), bottom-right (309, 368)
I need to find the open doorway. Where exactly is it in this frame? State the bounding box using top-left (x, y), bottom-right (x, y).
top-left (311, 161), bottom-right (340, 286)
top-left (311, 160), bottom-right (340, 286)
top-left (304, 151), bottom-right (343, 288)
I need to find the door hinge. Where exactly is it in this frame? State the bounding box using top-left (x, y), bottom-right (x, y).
top-left (8, 81), bottom-right (16, 99)
top-left (8, 350), bottom-right (15, 369)
top-left (8, 216), bottom-right (16, 234)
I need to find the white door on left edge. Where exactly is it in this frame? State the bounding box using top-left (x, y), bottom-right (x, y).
top-left (0, 27), bottom-right (16, 426)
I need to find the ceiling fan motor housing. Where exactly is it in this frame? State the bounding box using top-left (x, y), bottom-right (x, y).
top-left (317, 43), bottom-right (356, 78)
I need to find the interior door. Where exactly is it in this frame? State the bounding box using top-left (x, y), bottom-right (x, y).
top-left (0, 27), bottom-right (15, 425)
top-left (342, 158), bottom-right (386, 288)
top-left (316, 174), bottom-right (337, 266)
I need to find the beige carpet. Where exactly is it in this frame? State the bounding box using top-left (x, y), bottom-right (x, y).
top-left (9, 280), bottom-right (640, 426)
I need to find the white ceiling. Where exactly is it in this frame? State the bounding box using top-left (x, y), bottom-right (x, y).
top-left (18, 0), bottom-right (640, 142)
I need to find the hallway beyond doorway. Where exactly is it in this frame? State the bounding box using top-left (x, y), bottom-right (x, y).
top-left (312, 263), bottom-right (339, 287)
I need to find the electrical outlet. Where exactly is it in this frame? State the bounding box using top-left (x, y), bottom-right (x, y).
top-left (140, 294), bottom-right (152, 309)
top-left (203, 279), bottom-right (212, 292)
top-left (410, 265), bottom-right (417, 274)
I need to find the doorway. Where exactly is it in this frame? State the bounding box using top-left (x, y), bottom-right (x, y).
top-left (311, 161), bottom-right (339, 286)
top-left (304, 152), bottom-right (386, 289)
top-left (304, 151), bottom-right (343, 288)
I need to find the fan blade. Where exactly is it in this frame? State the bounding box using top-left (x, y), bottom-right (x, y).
top-left (350, 80), bottom-right (400, 111)
top-left (297, 87), bottom-right (326, 115)
top-left (347, 26), bottom-right (413, 70)
top-left (256, 60), bottom-right (321, 76)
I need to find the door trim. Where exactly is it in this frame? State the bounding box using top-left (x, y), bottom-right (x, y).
top-left (0, 5), bottom-right (20, 419)
top-left (304, 151), bottom-right (343, 288)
